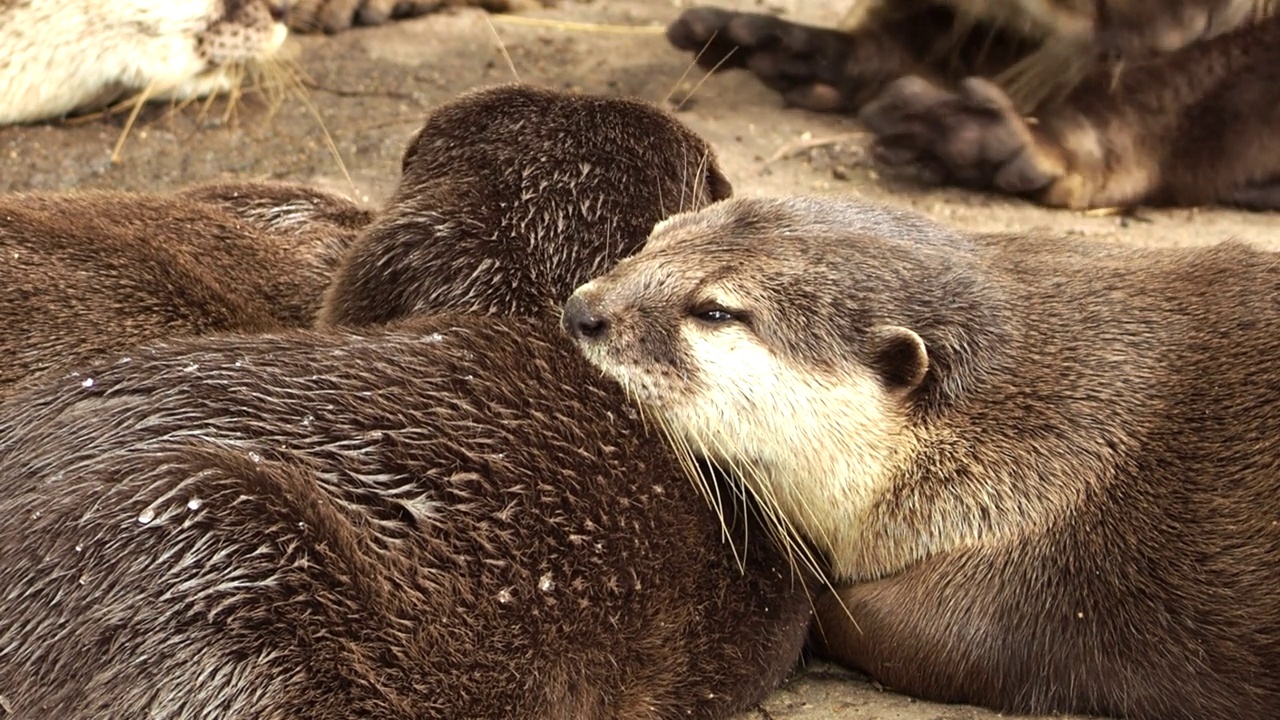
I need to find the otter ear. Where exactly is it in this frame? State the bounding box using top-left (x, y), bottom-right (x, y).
top-left (867, 325), bottom-right (928, 391)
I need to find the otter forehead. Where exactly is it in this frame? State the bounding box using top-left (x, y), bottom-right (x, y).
top-left (644, 195), bottom-right (965, 258)
top-left (613, 196), bottom-right (970, 308)
top-left (569, 195), bottom-right (985, 368)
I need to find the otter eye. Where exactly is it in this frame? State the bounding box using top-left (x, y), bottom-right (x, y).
top-left (690, 304), bottom-right (746, 326)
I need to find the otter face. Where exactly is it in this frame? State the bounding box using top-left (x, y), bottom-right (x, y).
top-left (563, 196), bottom-right (942, 577)
top-left (164, 0), bottom-right (290, 101)
top-left (199, 1), bottom-right (289, 65)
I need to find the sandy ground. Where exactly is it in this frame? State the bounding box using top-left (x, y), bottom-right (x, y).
top-left (2, 0), bottom-right (1274, 717)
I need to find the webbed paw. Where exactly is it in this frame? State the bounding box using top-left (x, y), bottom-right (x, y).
top-left (286, 0), bottom-right (514, 34)
top-left (860, 75), bottom-right (1068, 200)
top-left (667, 7), bottom-right (876, 112)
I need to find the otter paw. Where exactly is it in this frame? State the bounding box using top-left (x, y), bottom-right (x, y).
top-left (1228, 181), bottom-right (1280, 211)
top-left (860, 76), bottom-right (1066, 196)
top-left (666, 7), bottom-right (864, 112)
top-left (287, 0), bottom-right (481, 33)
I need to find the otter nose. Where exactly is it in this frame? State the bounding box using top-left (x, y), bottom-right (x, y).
top-left (562, 295), bottom-right (609, 341)
top-left (266, 1), bottom-right (288, 22)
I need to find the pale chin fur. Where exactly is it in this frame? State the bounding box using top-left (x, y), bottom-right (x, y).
top-left (0, 1), bottom-right (288, 124)
top-left (587, 317), bottom-right (914, 582)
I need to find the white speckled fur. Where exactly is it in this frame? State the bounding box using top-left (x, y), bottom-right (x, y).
top-left (0, 0), bottom-right (287, 125)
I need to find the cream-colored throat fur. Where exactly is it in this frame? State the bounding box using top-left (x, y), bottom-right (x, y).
top-left (662, 322), bottom-right (915, 581)
top-left (0, 0), bottom-right (287, 125)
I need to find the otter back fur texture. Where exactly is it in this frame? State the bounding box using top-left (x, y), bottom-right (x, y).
top-left (0, 315), bottom-right (814, 719)
top-left (0, 181), bottom-right (370, 390)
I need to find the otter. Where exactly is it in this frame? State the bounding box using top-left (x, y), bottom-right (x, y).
top-left (0, 84), bottom-right (815, 716)
top-left (0, 84), bottom-right (729, 392)
top-left (564, 194), bottom-right (1280, 720)
top-left (0, 0), bottom-right (539, 125)
top-left (320, 83), bottom-right (733, 326)
top-left (0, 0), bottom-right (291, 125)
top-left (666, 2), bottom-right (1280, 210)
top-left (0, 181), bottom-right (371, 389)
top-left (0, 314), bottom-right (815, 719)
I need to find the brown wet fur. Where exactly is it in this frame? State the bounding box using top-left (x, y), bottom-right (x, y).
top-left (566, 195), bottom-right (1280, 720)
top-left (667, 1), bottom-right (1280, 209)
top-left (0, 181), bottom-right (370, 390)
top-left (0, 315), bottom-right (814, 719)
top-left (0, 83), bottom-right (729, 392)
top-left (0, 84), bottom-right (813, 718)
top-left (320, 83), bottom-right (733, 327)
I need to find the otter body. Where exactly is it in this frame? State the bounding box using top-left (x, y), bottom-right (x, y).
top-left (0, 85), bottom-right (813, 717)
top-left (0, 0), bottom-right (536, 124)
top-left (0, 316), bottom-right (813, 719)
top-left (567, 195), bottom-right (1280, 719)
top-left (0, 181), bottom-right (370, 390)
top-left (668, 2), bottom-right (1280, 210)
top-left (0, 84), bottom-right (727, 391)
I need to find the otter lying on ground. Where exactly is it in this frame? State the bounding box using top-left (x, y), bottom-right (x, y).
top-left (0, 315), bottom-right (814, 719)
top-left (566, 194), bottom-right (1280, 720)
top-left (0, 84), bottom-right (816, 718)
top-left (667, 1), bottom-right (1280, 210)
top-left (0, 83), bottom-right (727, 392)
top-left (0, 181), bottom-right (370, 389)
top-left (0, 0), bottom-right (542, 125)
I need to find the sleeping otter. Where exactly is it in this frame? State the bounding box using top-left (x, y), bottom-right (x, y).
top-left (0, 181), bottom-right (371, 389)
top-left (0, 0), bottom-right (542, 125)
top-left (0, 84), bottom-right (814, 717)
top-left (566, 193), bottom-right (1280, 719)
top-left (667, 1), bottom-right (1280, 210)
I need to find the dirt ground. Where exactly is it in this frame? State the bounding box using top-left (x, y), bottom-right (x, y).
top-left (2, 0), bottom-right (1273, 717)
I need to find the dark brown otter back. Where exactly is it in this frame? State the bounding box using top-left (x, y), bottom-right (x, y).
top-left (0, 314), bottom-right (813, 719)
top-left (320, 83), bottom-right (733, 327)
top-left (0, 181), bottom-right (370, 390)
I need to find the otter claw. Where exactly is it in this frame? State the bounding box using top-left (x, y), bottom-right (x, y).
top-left (860, 75), bottom-right (1063, 194)
top-left (667, 7), bottom-right (869, 112)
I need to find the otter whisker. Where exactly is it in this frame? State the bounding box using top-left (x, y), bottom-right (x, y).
top-left (110, 80), bottom-right (161, 164)
top-left (285, 73), bottom-right (356, 197)
top-left (483, 14), bottom-right (521, 83)
top-left (664, 29), bottom-right (720, 106)
top-left (673, 44), bottom-right (738, 113)
top-left (694, 425), bottom-right (824, 583)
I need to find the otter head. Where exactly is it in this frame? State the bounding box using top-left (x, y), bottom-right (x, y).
top-left (563, 195), bottom-right (996, 577)
top-left (321, 84), bottom-right (733, 326)
top-left (198, 1), bottom-right (290, 65)
top-left (159, 0), bottom-right (291, 101)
